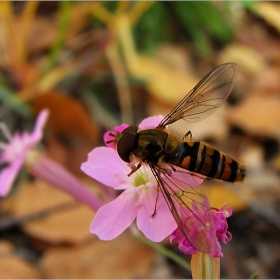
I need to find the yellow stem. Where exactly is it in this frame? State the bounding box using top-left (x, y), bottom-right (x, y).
top-left (19, 1), bottom-right (39, 63)
top-left (191, 251), bottom-right (220, 279)
top-left (91, 3), bottom-right (114, 26)
top-left (106, 42), bottom-right (133, 124)
top-left (129, 1), bottom-right (155, 25)
top-left (0, 1), bottom-right (18, 69)
top-left (115, 15), bottom-right (138, 70)
top-left (116, 1), bottom-right (130, 15)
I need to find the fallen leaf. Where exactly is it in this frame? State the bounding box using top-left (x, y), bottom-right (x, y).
top-left (227, 94), bottom-right (280, 138)
top-left (26, 17), bottom-right (56, 54)
top-left (0, 241), bottom-right (42, 278)
top-left (155, 44), bottom-right (193, 74)
top-left (255, 2), bottom-right (280, 33)
top-left (249, 65), bottom-right (280, 97)
top-left (40, 231), bottom-right (156, 278)
top-left (129, 54), bottom-right (198, 105)
top-left (202, 184), bottom-right (247, 213)
top-left (0, 241), bottom-right (13, 253)
top-left (12, 181), bottom-right (94, 245)
top-left (30, 90), bottom-right (100, 145)
top-left (30, 91), bottom-right (100, 176)
top-left (218, 43), bottom-right (266, 76)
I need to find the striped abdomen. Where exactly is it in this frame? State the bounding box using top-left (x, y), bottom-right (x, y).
top-left (166, 141), bottom-right (245, 182)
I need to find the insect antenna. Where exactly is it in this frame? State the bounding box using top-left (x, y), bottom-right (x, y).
top-left (105, 128), bottom-right (116, 144)
top-left (106, 139), bottom-right (115, 144)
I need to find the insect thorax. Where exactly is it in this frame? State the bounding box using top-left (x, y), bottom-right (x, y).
top-left (133, 129), bottom-right (179, 165)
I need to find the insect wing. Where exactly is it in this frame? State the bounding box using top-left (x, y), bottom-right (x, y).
top-left (158, 63), bottom-right (238, 127)
top-left (151, 166), bottom-right (217, 254)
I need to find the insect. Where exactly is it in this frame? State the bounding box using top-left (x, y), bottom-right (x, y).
top-left (111, 63), bottom-right (245, 254)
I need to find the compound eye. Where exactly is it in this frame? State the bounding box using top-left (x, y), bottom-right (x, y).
top-left (117, 126), bottom-right (138, 162)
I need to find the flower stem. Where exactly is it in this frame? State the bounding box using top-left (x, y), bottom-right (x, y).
top-left (135, 233), bottom-right (191, 272)
top-left (191, 251), bottom-right (220, 279)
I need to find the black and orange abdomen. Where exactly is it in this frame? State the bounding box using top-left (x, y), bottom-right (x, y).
top-left (165, 141), bottom-right (245, 182)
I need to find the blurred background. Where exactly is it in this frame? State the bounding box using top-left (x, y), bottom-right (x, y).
top-left (0, 1), bottom-right (280, 278)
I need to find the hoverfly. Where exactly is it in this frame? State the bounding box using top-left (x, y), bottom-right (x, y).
top-left (111, 63), bottom-right (245, 254)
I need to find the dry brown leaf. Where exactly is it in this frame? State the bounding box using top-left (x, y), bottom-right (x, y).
top-left (273, 154), bottom-right (280, 173)
top-left (26, 17), bottom-right (56, 53)
top-left (26, 3), bottom-right (96, 53)
top-left (116, 14), bottom-right (198, 105)
top-left (227, 94), bottom-right (280, 138)
top-left (30, 91), bottom-right (100, 176)
top-left (40, 232), bottom-right (156, 278)
top-left (0, 241), bottom-right (13, 253)
top-left (218, 43), bottom-right (266, 76)
top-left (255, 2), bottom-right (280, 33)
top-left (202, 184), bottom-right (247, 213)
top-left (239, 144), bottom-right (264, 170)
top-left (250, 65), bottom-right (280, 97)
top-left (155, 44), bottom-right (193, 74)
top-left (129, 54), bottom-right (199, 105)
top-left (66, 2), bottom-right (97, 38)
top-left (0, 241), bottom-right (42, 278)
top-left (12, 181), bottom-right (94, 244)
top-left (236, 16), bottom-right (280, 62)
top-left (30, 90), bottom-right (100, 144)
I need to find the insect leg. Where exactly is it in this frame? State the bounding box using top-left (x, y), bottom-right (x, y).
top-left (187, 170), bottom-right (210, 180)
top-left (183, 130), bottom-right (193, 141)
top-left (151, 184), bottom-right (160, 217)
top-left (127, 163), bottom-right (142, 176)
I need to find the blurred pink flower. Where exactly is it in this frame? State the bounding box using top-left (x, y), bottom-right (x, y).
top-left (0, 110), bottom-right (103, 211)
top-left (0, 110), bottom-right (48, 196)
top-left (170, 200), bottom-right (232, 258)
top-left (28, 152), bottom-right (103, 211)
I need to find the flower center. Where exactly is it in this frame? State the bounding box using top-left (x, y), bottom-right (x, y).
top-left (134, 170), bottom-right (150, 187)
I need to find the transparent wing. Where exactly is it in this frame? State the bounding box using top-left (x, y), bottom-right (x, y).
top-left (151, 166), bottom-right (217, 254)
top-left (158, 63), bottom-right (238, 127)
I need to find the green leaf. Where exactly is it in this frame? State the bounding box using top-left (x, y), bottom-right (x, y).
top-left (0, 85), bottom-right (32, 117)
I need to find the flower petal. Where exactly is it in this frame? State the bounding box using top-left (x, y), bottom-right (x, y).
top-left (170, 228), bottom-right (198, 255)
top-left (138, 115), bottom-right (164, 129)
top-left (90, 190), bottom-right (138, 240)
top-left (28, 109), bottom-right (49, 146)
top-left (137, 188), bottom-right (177, 242)
top-left (0, 156), bottom-right (23, 196)
top-left (81, 147), bottom-right (130, 188)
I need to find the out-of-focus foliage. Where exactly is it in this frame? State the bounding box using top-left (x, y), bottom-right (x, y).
top-left (133, 2), bottom-right (237, 57)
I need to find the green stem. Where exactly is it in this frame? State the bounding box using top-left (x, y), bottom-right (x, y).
top-left (135, 233), bottom-right (191, 271)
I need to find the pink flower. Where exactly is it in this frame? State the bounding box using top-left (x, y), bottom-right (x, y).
top-left (28, 152), bottom-right (103, 211)
top-left (170, 200), bottom-right (232, 258)
top-left (0, 110), bottom-right (48, 196)
top-left (81, 115), bottom-right (205, 243)
top-left (0, 109), bottom-right (103, 210)
top-left (213, 205), bottom-right (232, 244)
